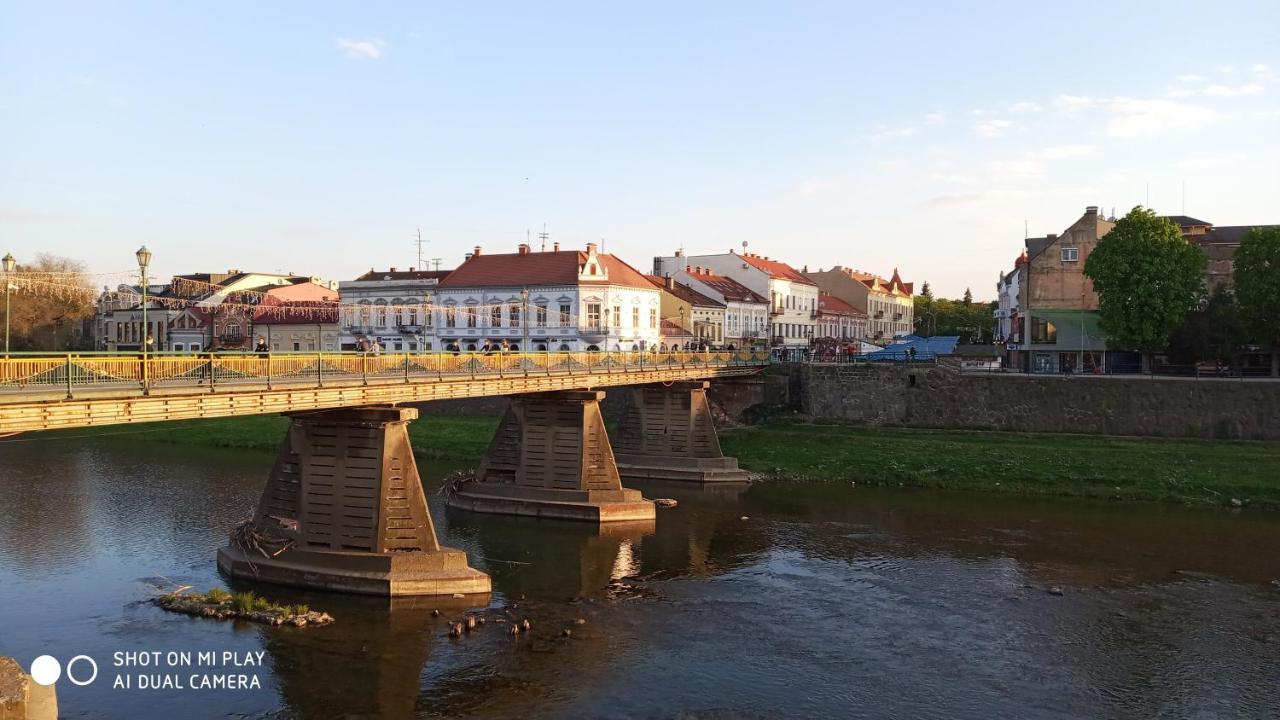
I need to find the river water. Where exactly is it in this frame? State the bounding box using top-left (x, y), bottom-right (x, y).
top-left (1, 437), bottom-right (1278, 719)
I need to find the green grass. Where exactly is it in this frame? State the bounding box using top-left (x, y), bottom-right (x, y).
top-left (720, 420), bottom-right (1280, 508)
top-left (74, 412), bottom-right (501, 462)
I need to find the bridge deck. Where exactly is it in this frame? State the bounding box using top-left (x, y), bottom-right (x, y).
top-left (0, 351), bottom-right (767, 433)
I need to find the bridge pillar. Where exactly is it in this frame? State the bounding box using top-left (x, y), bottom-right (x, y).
top-left (611, 381), bottom-right (749, 484)
top-left (446, 390), bottom-right (656, 523)
top-left (217, 406), bottom-right (490, 597)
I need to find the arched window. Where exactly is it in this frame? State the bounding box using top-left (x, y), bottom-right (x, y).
top-left (558, 344), bottom-right (571, 351)
top-left (358, 300), bottom-right (371, 327)
top-left (392, 298), bottom-right (404, 327)
top-left (375, 300), bottom-right (388, 328)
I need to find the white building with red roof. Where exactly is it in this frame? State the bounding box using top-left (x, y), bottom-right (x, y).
top-left (805, 266), bottom-right (915, 341)
top-left (431, 241), bottom-right (661, 352)
top-left (655, 249), bottom-right (816, 348)
top-left (815, 292), bottom-right (868, 341)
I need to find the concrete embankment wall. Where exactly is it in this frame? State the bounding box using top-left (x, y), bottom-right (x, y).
top-left (794, 364), bottom-right (1280, 441)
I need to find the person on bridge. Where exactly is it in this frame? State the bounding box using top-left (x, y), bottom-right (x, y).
top-left (255, 337), bottom-right (268, 354)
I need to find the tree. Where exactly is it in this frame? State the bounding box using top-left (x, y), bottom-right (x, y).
top-left (962, 287), bottom-right (973, 305)
top-left (1084, 207), bottom-right (1207, 367)
top-left (1234, 227), bottom-right (1280, 344)
top-left (1167, 286), bottom-right (1244, 371)
top-left (3, 254), bottom-right (96, 351)
top-left (920, 281), bottom-right (933, 300)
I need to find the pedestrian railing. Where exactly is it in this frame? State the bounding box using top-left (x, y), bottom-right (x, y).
top-left (0, 350), bottom-right (770, 399)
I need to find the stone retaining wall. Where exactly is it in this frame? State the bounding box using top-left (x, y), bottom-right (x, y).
top-left (797, 364), bottom-right (1280, 440)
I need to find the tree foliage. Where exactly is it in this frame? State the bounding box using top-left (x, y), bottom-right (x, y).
top-left (3, 253), bottom-right (96, 351)
top-left (913, 293), bottom-right (995, 343)
top-left (919, 281), bottom-right (933, 300)
top-left (1233, 226), bottom-right (1280, 348)
top-left (1167, 286), bottom-right (1244, 369)
top-left (1083, 206), bottom-right (1206, 353)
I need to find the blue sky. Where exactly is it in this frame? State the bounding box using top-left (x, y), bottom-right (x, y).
top-left (3, 1), bottom-right (1278, 298)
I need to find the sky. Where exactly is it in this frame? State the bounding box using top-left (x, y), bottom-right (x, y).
top-left (2, 1), bottom-right (1278, 299)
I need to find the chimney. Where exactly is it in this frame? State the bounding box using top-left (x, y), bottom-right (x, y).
top-left (1047, 233), bottom-right (1058, 240)
top-left (518, 243), bottom-right (530, 255)
top-left (586, 242), bottom-right (597, 254)
top-left (390, 267), bottom-right (397, 272)
top-left (665, 274), bottom-right (675, 290)
top-left (473, 245), bottom-right (482, 257)
top-left (553, 241), bottom-right (560, 252)
top-left (409, 266), bottom-right (415, 272)
top-left (1085, 206), bottom-right (1098, 216)
top-left (675, 249), bottom-right (684, 257)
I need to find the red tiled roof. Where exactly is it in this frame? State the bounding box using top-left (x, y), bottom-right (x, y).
top-left (738, 252), bottom-right (815, 284)
top-left (438, 249), bottom-right (655, 290)
top-left (817, 292), bottom-right (865, 317)
top-left (642, 275), bottom-right (725, 308)
top-left (685, 269), bottom-right (768, 303)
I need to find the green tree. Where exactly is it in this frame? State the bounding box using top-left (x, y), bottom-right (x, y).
top-left (1234, 227), bottom-right (1280, 345)
top-left (962, 287), bottom-right (973, 305)
top-left (920, 281), bottom-right (933, 300)
top-left (1084, 207), bottom-right (1207, 367)
top-left (1167, 286), bottom-right (1244, 371)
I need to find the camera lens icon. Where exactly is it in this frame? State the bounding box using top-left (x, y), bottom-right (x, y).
top-left (29, 655), bottom-right (97, 686)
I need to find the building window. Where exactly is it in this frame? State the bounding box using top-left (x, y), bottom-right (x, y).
top-left (632, 307), bottom-right (640, 328)
top-left (509, 304), bottom-right (520, 327)
top-left (491, 305), bottom-right (502, 327)
top-left (225, 322), bottom-right (241, 338)
top-left (407, 306), bottom-right (417, 326)
top-left (375, 301), bottom-right (387, 328)
top-left (394, 304), bottom-right (404, 326)
top-left (1061, 247), bottom-right (1079, 262)
top-left (612, 305), bottom-right (621, 328)
top-left (536, 304), bottom-right (547, 327)
top-left (586, 303), bottom-right (601, 329)
top-left (445, 305), bottom-right (457, 328)
top-left (559, 303), bottom-right (572, 326)
top-left (1031, 317), bottom-right (1057, 344)
top-left (466, 306), bottom-right (478, 328)
top-left (649, 308), bottom-right (657, 329)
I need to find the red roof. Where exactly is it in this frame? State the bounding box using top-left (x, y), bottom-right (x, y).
top-left (738, 252), bottom-right (815, 285)
top-left (438, 248), bottom-right (655, 290)
top-left (840, 267), bottom-right (914, 297)
top-left (817, 292), bottom-right (866, 317)
top-left (684, 268), bottom-right (768, 303)
top-left (643, 275), bottom-right (725, 308)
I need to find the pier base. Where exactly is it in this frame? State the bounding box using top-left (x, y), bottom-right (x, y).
top-left (447, 391), bottom-right (655, 523)
top-left (217, 406), bottom-right (490, 597)
top-left (612, 381), bottom-right (749, 484)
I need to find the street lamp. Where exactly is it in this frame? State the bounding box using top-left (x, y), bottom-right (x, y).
top-left (679, 307), bottom-right (686, 351)
top-left (136, 246), bottom-right (152, 390)
top-left (3, 252), bottom-right (15, 357)
top-left (520, 287), bottom-right (530, 353)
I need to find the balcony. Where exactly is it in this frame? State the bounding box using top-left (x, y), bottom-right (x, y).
top-left (893, 313), bottom-right (903, 321)
top-left (874, 311), bottom-right (884, 319)
top-left (770, 307), bottom-right (784, 316)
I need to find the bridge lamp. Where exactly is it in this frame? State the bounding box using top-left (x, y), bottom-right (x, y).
top-left (520, 287), bottom-right (529, 353)
top-left (3, 252), bottom-right (15, 357)
top-left (136, 246), bottom-right (152, 386)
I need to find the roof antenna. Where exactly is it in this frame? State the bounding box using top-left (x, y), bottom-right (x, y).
top-left (741, 240), bottom-right (748, 255)
top-left (414, 228), bottom-right (427, 269)
top-left (431, 258), bottom-right (442, 271)
top-left (538, 223), bottom-right (549, 252)
top-left (1024, 219), bottom-right (1028, 239)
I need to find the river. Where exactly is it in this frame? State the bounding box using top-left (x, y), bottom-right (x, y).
top-left (1, 437), bottom-right (1278, 719)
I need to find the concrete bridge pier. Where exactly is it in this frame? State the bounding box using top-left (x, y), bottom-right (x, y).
top-left (446, 390), bottom-right (656, 523)
top-left (612, 381), bottom-right (749, 484)
top-left (217, 406), bottom-right (490, 597)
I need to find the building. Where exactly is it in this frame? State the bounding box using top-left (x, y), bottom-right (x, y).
top-left (1162, 215), bottom-right (1279, 291)
top-left (652, 263), bottom-right (769, 350)
top-left (338, 267), bottom-right (450, 352)
top-left (647, 274), bottom-right (727, 347)
top-left (252, 280), bottom-right (341, 352)
top-left (655, 250), bottom-right (816, 348)
top-left (815, 292), bottom-right (867, 341)
top-left (433, 242), bottom-right (661, 352)
top-left (1020, 206), bottom-right (1115, 373)
top-left (993, 252), bottom-right (1027, 369)
top-left (93, 283), bottom-right (181, 352)
top-left (804, 266), bottom-right (914, 342)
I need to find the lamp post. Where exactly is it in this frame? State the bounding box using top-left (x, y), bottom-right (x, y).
top-left (3, 252), bottom-right (15, 357)
top-left (520, 287), bottom-right (530, 353)
top-left (136, 246), bottom-right (152, 390)
top-left (679, 306), bottom-right (686, 351)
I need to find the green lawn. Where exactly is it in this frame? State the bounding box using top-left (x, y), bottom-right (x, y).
top-left (720, 421), bottom-right (1280, 508)
top-left (59, 414), bottom-right (1280, 508)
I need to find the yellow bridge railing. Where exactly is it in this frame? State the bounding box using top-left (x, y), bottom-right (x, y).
top-left (0, 350), bottom-right (770, 400)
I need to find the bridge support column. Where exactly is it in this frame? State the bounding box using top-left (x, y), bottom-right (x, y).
top-left (611, 381), bottom-right (749, 484)
top-left (217, 406), bottom-right (490, 597)
top-left (446, 390), bottom-right (655, 523)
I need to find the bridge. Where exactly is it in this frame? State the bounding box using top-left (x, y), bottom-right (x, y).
top-left (1, 350), bottom-right (768, 598)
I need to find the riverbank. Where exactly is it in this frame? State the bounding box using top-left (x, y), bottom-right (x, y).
top-left (50, 415), bottom-right (1280, 508)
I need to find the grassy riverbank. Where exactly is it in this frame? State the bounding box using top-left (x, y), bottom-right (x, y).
top-left (61, 414), bottom-right (1280, 508)
top-left (720, 421), bottom-right (1280, 508)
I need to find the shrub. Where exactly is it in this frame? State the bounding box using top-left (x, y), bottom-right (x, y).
top-left (204, 588), bottom-right (231, 604)
top-left (231, 592), bottom-right (257, 613)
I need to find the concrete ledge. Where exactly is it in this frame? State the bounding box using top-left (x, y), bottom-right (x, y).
top-left (0, 657), bottom-right (56, 720)
top-left (615, 453), bottom-right (750, 484)
top-left (446, 484), bottom-right (656, 523)
top-left (217, 545), bottom-right (492, 598)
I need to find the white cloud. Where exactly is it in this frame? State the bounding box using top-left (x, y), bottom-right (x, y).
top-left (973, 119), bottom-right (1012, 138)
top-left (1105, 98), bottom-right (1219, 138)
top-left (1008, 101), bottom-right (1044, 113)
top-left (868, 126), bottom-right (917, 141)
top-left (1176, 74), bottom-right (1205, 83)
top-left (921, 112), bottom-right (948, 126)
top-left (928, 171), bottom-right (976, 185)
top-left (987, 159), bottom-right (1043, 179)
top-left (1038, 144), bottom-right (1097, 160)
top-left (1218, 64), bottom-right (1236, 74)
top-left (791, 179), bottom-right (831, 196)
top-left (1052, 94), bottom-right (1098, 112)
top-left (1202, 83), bottom-right (1263, 97)
top-left (336, 37), bottom-right (386, 60)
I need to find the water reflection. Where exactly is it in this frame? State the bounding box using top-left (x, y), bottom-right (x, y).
top-left (0, 437), bottom-right (1277, 719)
